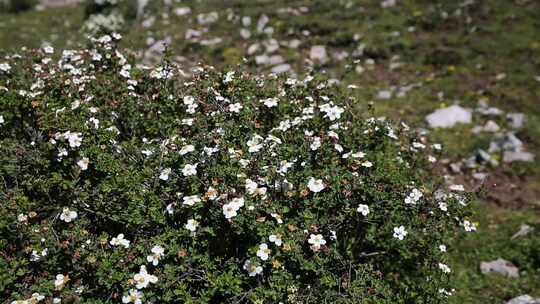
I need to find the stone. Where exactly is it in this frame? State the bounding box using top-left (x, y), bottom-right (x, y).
top-left (477, 106), bottom-right (503, 116)
top-left (287, 39), bottom-right (301, 49)
top-left (480, 258), bottom-right (519, 277)
top-left (257, 15), bottom-right (269, 32)
top-left (255, 54), bottom-right (270, 65)
top-left (247, 43), bottom-right (260, 55)
top-left (503, 151), bottom-right (535, 163)
top-left (489, 132), bottom-right (523, 152)
top-left (239, 29), bottom-right (251, 39)
top-left (377, 90), bottom-right (392, 99)
top-left (511, 224), bottom-right (534, 240)
top-left (507, 113), bottom-right (525, 129)
top-left (271, 64), bottom-right (291, 74)
top-left (174, 7), bottom-right (191, 16)
top-left (268, 55), bottom-right (284, 65)
top-left (425, 105), bottom-right (472, 128)
top-left (472, 120), bottom-right (500, 133)
top-left (310, 45), bottom-right (328, 64)
top-left (506, 295), bottom-right (540, 304)
top-left (472, 172), bottom-right (488, 180)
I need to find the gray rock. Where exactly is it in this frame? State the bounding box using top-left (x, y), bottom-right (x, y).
top-left (506, 295), bottom-right (540, 304)
top-left (477, 106), bottom-right (504, 116)
top-left (271, 64), bottom-right (291, 74)
top-left (503, 151), bottom-right (535, 163)
top-left (489, 132), bottom-right (523, 153)
top-left (480, 258), bottom-right (519, 277)
top-left (449, 162), bottom-right (462, 173)
top-left (257, 15), bottom-right (269, 33)
top-left (426, 105), bottom-right (472, 128)
top-left (472, 120), bottom-right (500, 133)
top-left (310, 45), bottom-right (328, 64)
top-left (507, 113), bottom-right (525, 129)
top-left (239, 29), bottom-right (251, 39)
top-left (472, 172), bottom-right (488, 180)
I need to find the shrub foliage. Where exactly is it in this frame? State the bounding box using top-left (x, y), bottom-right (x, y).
top-left (0, 36), bottom-right (472, 303)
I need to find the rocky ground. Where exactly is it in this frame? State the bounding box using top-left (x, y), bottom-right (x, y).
top-left (0, 0), bottom-right (539, 303)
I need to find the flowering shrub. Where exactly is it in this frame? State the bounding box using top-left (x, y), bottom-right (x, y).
top-left (0, 36), bottom-right (473, 303)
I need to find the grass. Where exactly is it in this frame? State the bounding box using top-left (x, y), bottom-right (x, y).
top-left (450, 202), bottom-right (540, 303)
top-left (1, 1), bottom-right (539, 302)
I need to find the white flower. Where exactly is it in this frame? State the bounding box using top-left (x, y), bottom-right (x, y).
top-left (64, 131), bottom-right (83, 148)
top-left (43, 45), bottom-right (54, 54)
top-left (307, 177), bottom-right (325, 193)
top-left (0, 62), bottom-right (11, 72)
top-left (223, 197), bottom-right (244, 219)
top-left (122, 289), bottom-right (143, 304)
top-left (182, 163), bottom-right (198, 176)
top-left (223, 71), bottom-right (235, 83)
top-left (404, 188), bottom-right (423, 205)
top-left (185, 219), bottom-right (199, 232)
top-left (54, 274), bottom-right (69, 290)
top-left (351, 152), bottom-right (366, 158)
top-left (439, 244), bottom-right (447, 252)
top-left (361, 161), bottom-right (373, 168)
top-left (60, 207), bottom-right (78, 223)
top-left (438, 263), bottom-right (451, 273)
top-left (243, 260), bottom-right (263, 276)
top-left (159, 168), bottom-right (172, 181)
top-left (438, 202), bottom-right (448, 212)
top-left (146, 245), bottom-right (164, 266)
top-left (324, 105), bottom-right (344, 121)
top-left (310, 137), bottom-right (321, 151)
top-left (133, 265), bottom-right (158, 289)
top-left (77, 157), bottom-right (89, 170)
top-left (245, 179), bottom-right (267, 197)
top-left (262, 98), bottom-right (278, 108)
top-left (247, 134), bottom-right (264, 153)
top-left (229, 102), bottom-right (243, 113)
top-left (256, 243), bottom-right (271, 261)
top-left (110, 233), bottom-right (130, 248)
top-left (449, 184), bottom-right (465, 192)
top-left (356, 204), bottom-right (370, 216)
top-left (0, 115), bottom-right (4, 124)
top-left (245, 179), bottom-right (258, 194)
top-left (308, 234), bottom-right (326, 251)
top-left (183, 195), bottom-right (201, 206)
top-left (183, 95), bottom-right (195, 105)
top-left (463, 220), bottom-right (477, 232)
top-left (182, 118), bottom-right (194, 126)
top-left (18, 213), bottom-right (28, 223)
top-left (269, 234), bottom-right (282, 246)
top-left (179, 144), bottom-right (195, 155)
top-left (393, 226), bottom-right (408, 240)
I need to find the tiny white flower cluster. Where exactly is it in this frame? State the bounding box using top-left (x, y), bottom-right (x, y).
top-left (404, 188), bottom-right (423, 205)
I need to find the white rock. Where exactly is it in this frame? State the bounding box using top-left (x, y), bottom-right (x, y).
top-left (310, 45), bottom-right (328, 64)
top-left (506, 295), bottom-right (540, 304)
top-left (472, 120), bottom-right (500, 133)
top-left (503, 151), bottom-right (535, 163)
top-left (425, 105), bottom-right (472, 128)
top-left (271, 64), bottom-right (291, 74)
top-left (174, 7), bottom-right (191, 16)
top-left (507, 113), bottom-right (525, 129)
top-left (480, 258), bottom-right (519, 278)
top-left (240, 29), bottom-right (251, 39)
